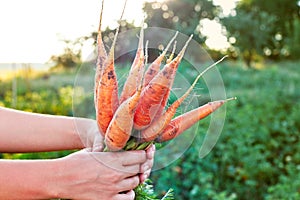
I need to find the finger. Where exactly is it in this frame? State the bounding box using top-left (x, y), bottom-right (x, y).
top-left (140, 154), bottom-right (154, 173)
top-left (117, 176), bottom-right (140, 193)
top-left (119, 151), bottom-right (147, 166)
top-left (140, 162), bottom-right (151, 174)
top-left (122, 164), bottom-right (141, 176)
top-left (113, 190), bottom-right (135, 200)
top-left (139, 169), bottom-right (151, 183)
top-left (146, 144), bottom-right (155, 160)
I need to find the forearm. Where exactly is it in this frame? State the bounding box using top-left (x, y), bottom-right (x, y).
top-left (0, 106), bottom-right (90, 152)
top-left (0, 159), bottom-right (60, 199)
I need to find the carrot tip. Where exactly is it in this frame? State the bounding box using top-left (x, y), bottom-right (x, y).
top-left (172, 41), bottom-right (177, 54)
top-left (162, 31), bottom-right (178, 56)
top-left (166, 40), bottom-right (177, 64)
top-left (145, 40), bottom-right (149, 64)
top-left (138, 23), bottom-right (144, 50)
top-left (98, 0), bottom-right (105, 32)
top-left (139, 40), bottom-right (149, 89)
top-left (108, 0), bottom-right (128, 56)
top-left (178, 34), bottom-right (193, 58)
top-left (226, 97), bottom-right (237, 102)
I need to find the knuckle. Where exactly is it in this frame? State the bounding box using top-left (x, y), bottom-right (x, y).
top-left (140, 151), bottom-right (147, 161)
top-left (111, 172), bottom-right (123, 183)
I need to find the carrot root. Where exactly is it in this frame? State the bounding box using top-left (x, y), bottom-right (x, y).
top-left (133, 35), bottom-right (193, 130)
top-left (105, 88), bottom-right (142, 151)
top-left (119, 24), bottom-right (145, 104)
top-left (140, 56), bottom-right (228, 142)
top-left (156, 97), bottom-right (236, 143)
top-left (96, 0), bottom-right (128, 135)
top-left (143, 31), bottom-right (178, 87)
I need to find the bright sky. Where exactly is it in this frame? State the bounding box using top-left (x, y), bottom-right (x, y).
top-left (0, 0), bottom-right (237, 63)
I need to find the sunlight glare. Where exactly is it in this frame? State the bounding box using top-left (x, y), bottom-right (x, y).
top-left (0, 0), bottom-right (236, 63)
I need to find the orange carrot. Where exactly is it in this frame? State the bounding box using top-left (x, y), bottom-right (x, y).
top-left (143, 32), bottom-right (178, 87)
top-left (141, 73), bottom-right (200, 142)
top-left (133, 35), bottom-right (193, 130)
top-left (119, 25), bottom-right (145, 104)
top-left (96, 40), bottom-right (119, 135)
top-left (104, 86), bottom-right (143, 151)
top-left (94, 0), bottom-right (107, 107)
top-left (154, 40), bottom-right (177, 118)
top-left (155, 97), bottom-right (236, 143)
top-left (140, 56), bottom-right (227, 142)
top-left (104, 42), bottom-right (148, 151)
top-left (96, 1), bottom-right (127, 135)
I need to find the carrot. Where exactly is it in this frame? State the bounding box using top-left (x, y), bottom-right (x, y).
top-left (155, 97), bottom-right (237, 143)
top-left (140, 56), bottom-right (228, 142)
top-left (154, 40), bottom-right (178, 118)
top-left (133, 35), bottom-right (193, 130)
top-left (104, 86), bottom-right (143, 151)
top-left (149, 40), bottom-right (178, 119)
top-left (119, 25), bottom-right (145, 104)
top-left (104, 41), bottom-right (148, 151)
top-left (96, 0), bottom-right (127, 135)
top-left (143, 31), bottom-right (178, 87)
top-left (94, 0), bottom-right (107, 107)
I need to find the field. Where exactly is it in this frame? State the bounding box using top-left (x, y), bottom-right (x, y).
top-left (0, 60), bottom-right (300, 199)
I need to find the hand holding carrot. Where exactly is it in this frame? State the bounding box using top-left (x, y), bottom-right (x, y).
top-left (50, 148), bottom-right (154, 200)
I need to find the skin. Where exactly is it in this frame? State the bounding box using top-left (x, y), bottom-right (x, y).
top-left (0, 106), bottom-right (155, 200)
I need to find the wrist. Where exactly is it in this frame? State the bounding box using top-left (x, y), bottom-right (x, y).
top-left (74, 118), bottom-right (95, 148)
top-left (45, 158), bottom-right (70, 199)
top-left (0, 159), bottom-right (64, 199)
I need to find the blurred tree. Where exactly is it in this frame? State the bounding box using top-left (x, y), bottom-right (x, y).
top-left (221, 9), bottom-right (276, 68)
top-left (238, 0), bottom-right (300, 59)
top-left (89, 20), bottom-right (139, 63)
top-left (221, 0), bottom-right (300, 65)
top-left (143, 0), bottom-right (220, 44)
top-left (285, 18), bottom-right (300, 59)
top-left (50, 37), bottom-right (86, 69)
top-left (90, 20), bottom-right (137, 48)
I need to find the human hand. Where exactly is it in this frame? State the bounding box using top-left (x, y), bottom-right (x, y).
top-left (51, 148), bottom-right (153, 200)
top-left (74, 118), bottom-right (104, 152)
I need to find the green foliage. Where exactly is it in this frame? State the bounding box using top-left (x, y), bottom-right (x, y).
top-left (221, 10), bottom-right (276, 67)
top-left (221, 0), bottom-right (300, 63)
top-left (143, 0), bottom-right (219, 44)
top-left (238, 0), bottom-right (300, 49)
top-left (150, 61), bottom-right (300, 199)
top-left (285, 18), bottom-right (300, 59)
top-left (135, 179), bottom-right (174, 200)
top-left (1, 60), bottom-right (300, 199)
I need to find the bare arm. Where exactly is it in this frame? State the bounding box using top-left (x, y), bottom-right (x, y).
top-left (0, 106), bottom-right (155, 199)
top-left (0, 159), bottom-right (57, 199)
top-left (0, 106), bottom-right (96, 152)
top-left (0, 148), bottom-right (155, 200)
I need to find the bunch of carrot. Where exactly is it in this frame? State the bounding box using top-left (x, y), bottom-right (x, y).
top-left (93, 1), bottom-right (235, 199)
top-left (94, 0), bottom-right (235, 153)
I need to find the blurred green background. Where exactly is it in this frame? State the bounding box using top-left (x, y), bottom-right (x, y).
top-left (1, 0), bottom-right (300, 199)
